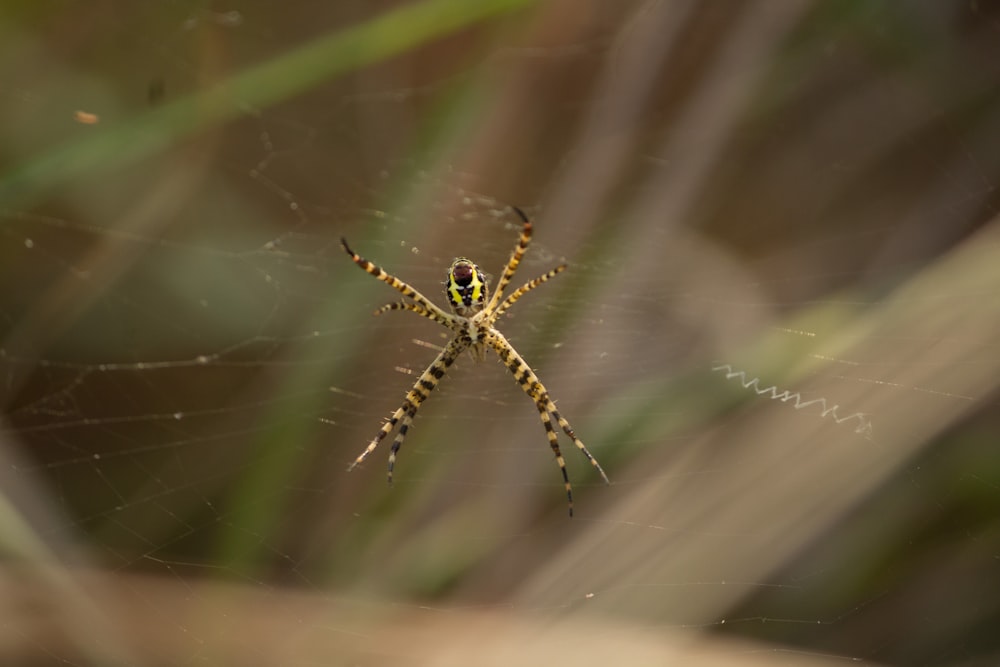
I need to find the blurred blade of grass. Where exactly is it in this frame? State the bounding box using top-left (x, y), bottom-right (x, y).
top-left (0, 0), bottom-right (535, 207)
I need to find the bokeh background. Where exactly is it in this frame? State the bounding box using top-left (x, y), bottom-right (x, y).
top-left (2, 1), bottom-right (999, 665)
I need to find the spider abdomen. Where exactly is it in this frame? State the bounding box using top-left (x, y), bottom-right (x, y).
top-left (446, 258), bottom-right (488, 315)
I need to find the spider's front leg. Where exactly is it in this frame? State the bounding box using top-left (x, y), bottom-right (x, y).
top-left (483, 206), bottom-right (534, 313)
top-left (348, 336), bottom-right (468, 481)
top-left (490, 263), bottom-right (567, 324)
top-left (341, 237), bottom-right (456, 327)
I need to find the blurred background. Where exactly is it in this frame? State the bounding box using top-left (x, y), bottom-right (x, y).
top-left (2, 1), bottom-right (999, 665)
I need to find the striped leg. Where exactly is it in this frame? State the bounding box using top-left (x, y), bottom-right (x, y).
top-left (544, 398), bottom-right (609, 485)
top-left (534, 400), bottom-right (574, 516)
top-left (373, 301), bottom-right (453, 326)
top-left (484, 207), bottom-right (533, 312)
top-left (491, 264), bottom-right (567, 323)
top-left (348, 336), bottom-right (468, 478)
top-left (487, 331), bottom-right (609, 516)
top-left (341, 238), bottom-right (455, 326)
top-left (374, 302), bottom-right (427, 316)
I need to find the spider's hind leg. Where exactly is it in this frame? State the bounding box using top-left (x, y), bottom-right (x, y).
top-left (545, 401), bottom-right (609, 486)
top-left (488, 330), bottom-right (608, 516)
top-left (534, 401), bottom-right (576, 516)
top-left (387, 405), bottom-right (417, 482)
top-left (348, 402), bottom-right (409, 473)
top-left (347, 336), bottom-right (468, 480)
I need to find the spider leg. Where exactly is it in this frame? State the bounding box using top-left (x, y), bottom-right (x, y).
top-left (487, 331), bottom-right (608, 516)
top-left (545, 399), bottom-right (609, 485)
top-left (374, 301), bottom-right (426, 316)
top-left (348, 336), bottom-right (469, 481)
top-left (535, 399), bottom-right (574, 516)
top-left (483, 206), bottom-right (533, 313)
top-left (341, 238), bottom-right (456, 326)
top-left (373, 301), bottom-right (458, 329)
top-left (491, 264), bottom-right (567, 323)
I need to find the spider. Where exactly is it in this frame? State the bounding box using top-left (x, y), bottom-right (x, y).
top-left (340, 207), bottom-right (609, 516)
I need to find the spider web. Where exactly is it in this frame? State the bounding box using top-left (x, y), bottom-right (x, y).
top-left (2, 2), bottom-right (1000, 665)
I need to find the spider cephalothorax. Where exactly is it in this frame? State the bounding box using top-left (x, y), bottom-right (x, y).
top-left (341, 207), bottom-right (608, 516)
